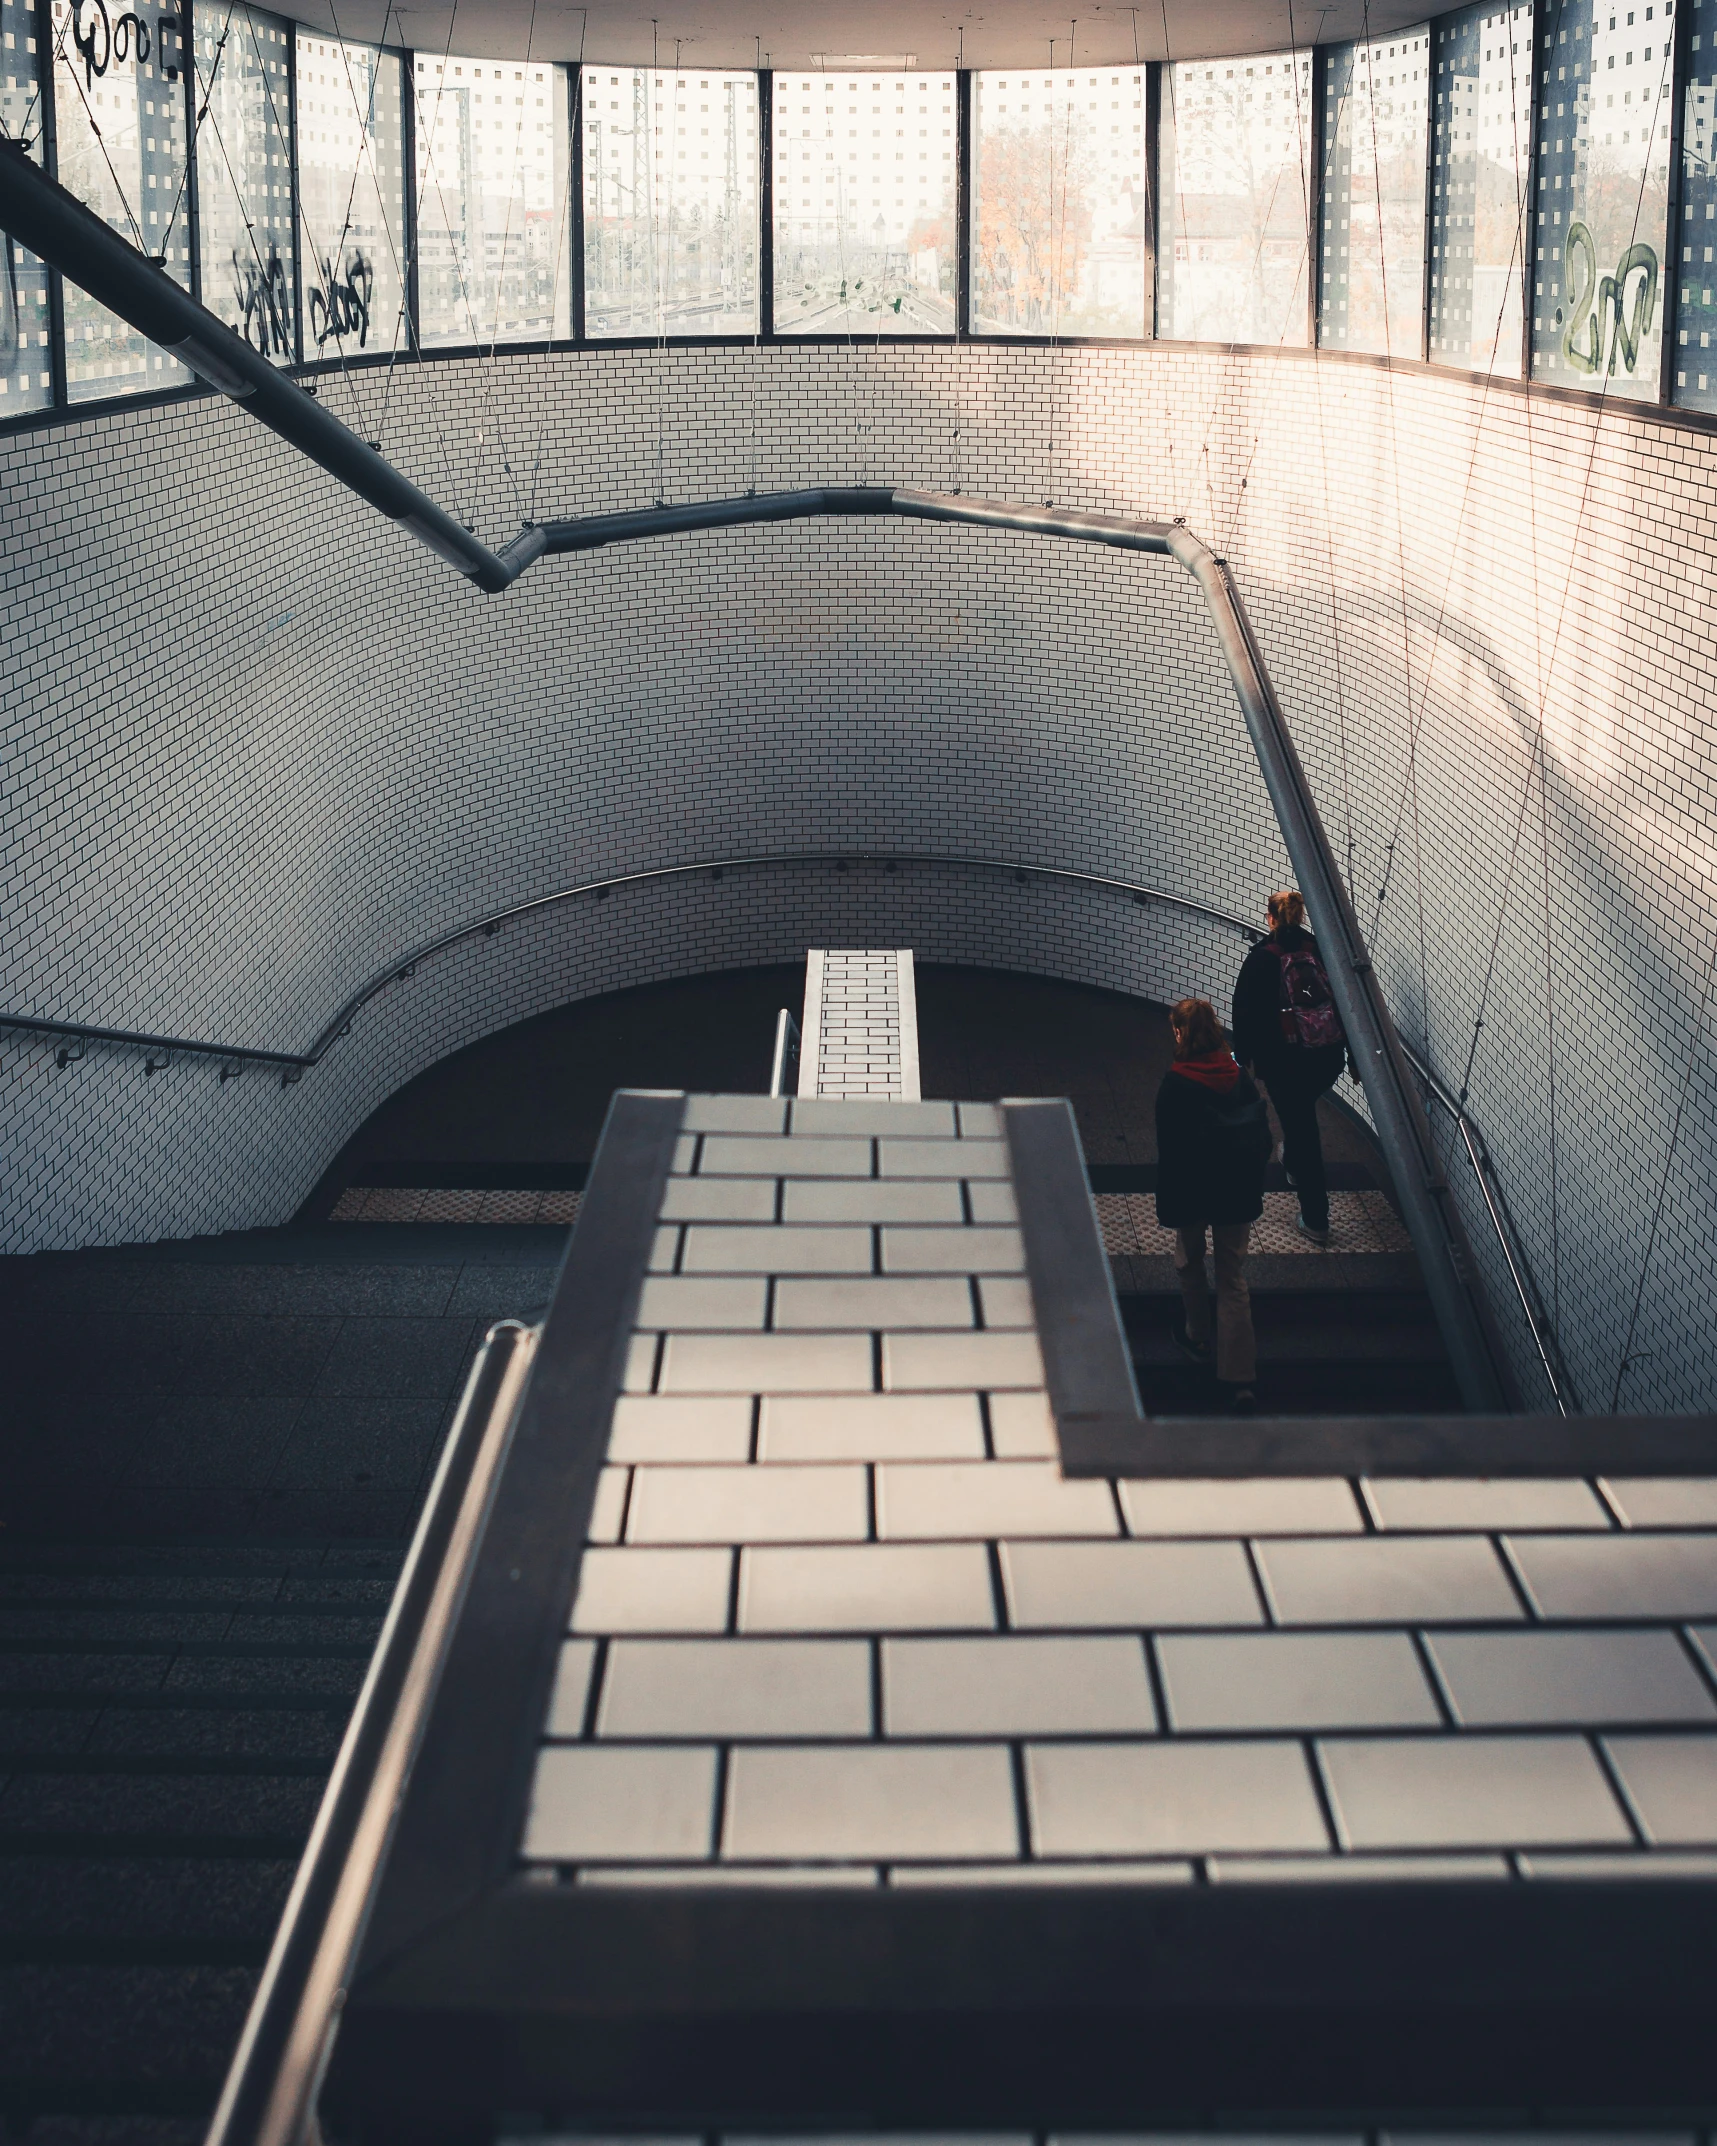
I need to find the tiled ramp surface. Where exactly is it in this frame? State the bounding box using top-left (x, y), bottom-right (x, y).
top-left (799, 949), bottom-right (921, 1100)
top-left (522, 1094), bottom-right (1717, 1886)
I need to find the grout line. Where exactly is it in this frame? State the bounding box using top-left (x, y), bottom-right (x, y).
top-left (870, 1634), bottom-right (884, 1738)
top-left (1589, 1730), bottom-right (1652, 1848)
top-left (866, 1463), bottom-right (878, 1541)
top-left (1304, 1735), bottom-right (1345, 1853)
top-left (709, 1743), bottom-right (730, 1860)
top-left (1141, 1630), bottom-right (1172, 1734)
top-left (1409, 1626), bottom-right (1459, 1728)
top-left (986, 1538), bottom-right (1010, 1629)
top-left (724, 1548), bottom-right (742, 1635)
top-left (747, 1394), bottom-right (761, 1465)
top-left (1492, 1531), bottom-right (1541, 1621)
top-left (614, 1464), bottom-right (637, 1546)
top-left (1008, 1738), bottom-right (1032, 1862)
top-left (1241, 1536), bottom-right (1278, 1625)
top-left (977, 1390), bottom-right (997, 1460)
top-left (969, 1273), bottom-right (986, 1330)
top-left (1590, 1474), bottom-right (1630, 1529)
top-left (580, 1636), bottom-right (609, 1739)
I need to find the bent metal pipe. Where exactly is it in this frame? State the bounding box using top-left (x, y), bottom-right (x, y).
top-left (0, 143), bottom-right (1513, 1405)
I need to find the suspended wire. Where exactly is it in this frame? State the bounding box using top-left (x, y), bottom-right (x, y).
top-left (307, 0), bottom-right (412, 453)
top-left (415, 0), bottom-right (531, 529)
top-left (468, 0), bottom-right (542, 518)
top-left (1609, 932), bottom-right (1717, 1408)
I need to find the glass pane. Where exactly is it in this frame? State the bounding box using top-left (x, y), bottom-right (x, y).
top-left (1159, 49), bottom-right (1315, 345)
top-left (772, 70), bottom-right (956, 334)
top-left (0, 0), bottom-right (53, 414)
top-left (1673, 0), bottom-right (1717, 408)
top-left (1319, 28), bottom-right (1430, 355)
top-left (194, 4), bottom-right (294, 363)
top-left (1429, 3), bottom-right (1533, 374)
top-left (415, 55), bottom-right (572, 347)
top-left (50, 0), bottom-right (192, 401)
top-left (1530, 0), bottom-right (1673, 398)
top-left (970, 68), bottom-right (1150, 336)
top-left (581, 67), bottom-right (759, 336)
top-left (294, 33), bottom-right (407, 361)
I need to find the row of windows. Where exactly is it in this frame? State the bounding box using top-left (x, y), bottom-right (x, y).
top-left (2, 0), bottom-right (1714, 417)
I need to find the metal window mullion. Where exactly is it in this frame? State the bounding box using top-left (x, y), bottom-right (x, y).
top-left (1143, 61), bottom-right (1161, 337)
top-left (758, 66), bottom-right (773, 338)
top-left (400, 46), bottom-right (420, 354)
top-left (184, 0), bottom-right (202, 305)
top-left (1523, 0), bottom-right (1546, 382)
top-left (34, 0), bottom-right (67, 405)
top-left (956, 69), bottom-right (971, 336)
top-left (1661, 0), bottom-right (1694, 403)
top-left (1306, 37), bottom-right (1325, 348)
top-left (286, 10), bottom-right (302, 364)
top-left (570, 63), bottom-right (585, 342)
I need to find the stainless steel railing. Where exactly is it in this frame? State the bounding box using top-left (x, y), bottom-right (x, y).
top-left (203, 1320), bottom-right (538, 2146)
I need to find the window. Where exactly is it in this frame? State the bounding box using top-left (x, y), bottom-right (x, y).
top-left (1674, 0), bottom-right (1716, 409)
top-left (1320, 29), bottom-right (1429, 355)
top-left (50, 0), bottom-right (193, 401)
top-left (1429, 3), bottom-right (1533, 375)
top-left (0, 0), bottom-right (52, 412)
top-left (1159, 50), bottom-right (1316, 345)
top-left (196, 4), bottom-right (295, 364)
top-left (773, 73), bottom-right (956, 334)
top-left (416, 55), bottom-right (572, 346)
top-left (1530, 0), bottom-right (1671, 397)
top-left (971, 70), bottom-right (1150, 335)
top-left (582, 66), bottom-right (759, 337)
top-left (293, 32), bottom-right (407, 361)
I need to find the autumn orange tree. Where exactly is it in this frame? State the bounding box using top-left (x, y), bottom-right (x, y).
top-left (975, 124), bottom-right (1094, 328)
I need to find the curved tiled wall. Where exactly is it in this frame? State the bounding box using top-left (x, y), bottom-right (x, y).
top-left (3, 341), bottom-right (1714, 1411)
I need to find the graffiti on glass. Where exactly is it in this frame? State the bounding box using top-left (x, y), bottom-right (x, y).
top-left (71, 0), bottom-right (152, 85)
top-left (231, 243), bottom-right (293, 357)
top-left (307, 250), bottom-right (375, 348)
top-left (1558, 222), bottom-right (1658, 378)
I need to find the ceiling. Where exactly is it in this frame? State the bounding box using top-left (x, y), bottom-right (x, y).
top-left (292, 0), bottom-right (1434, 72)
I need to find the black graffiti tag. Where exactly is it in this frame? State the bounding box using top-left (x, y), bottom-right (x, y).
top-left (1560, 221), bottom-right (1659, 379)
top-left (307, 249), bottom-right (374, 348)
top-left (231, 242), bottom-right (292, 358)
top-left (72, 0), bottom-right (152, 87)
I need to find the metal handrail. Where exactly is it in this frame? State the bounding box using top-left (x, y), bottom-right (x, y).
top-left (2, 476), bottom-right (1515, 1405)
top-left (768, 1007), bottom-right (802, 1099)
top-left (2, 844), bottom-right (1557, 1405)
top-left (204, 1318), bottom-right (538, 2146)
top-left (0, 852), bottom-right (1277, 1074)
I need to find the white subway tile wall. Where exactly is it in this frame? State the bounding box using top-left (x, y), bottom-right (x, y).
top-left (517, 1096), bottom-right (1717, 1885)
top-left (4, 342), bottom-right (1716, 1419)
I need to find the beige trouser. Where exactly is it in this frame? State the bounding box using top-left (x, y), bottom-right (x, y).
top-left (1175, 1221), bottom-right (1256, 1385)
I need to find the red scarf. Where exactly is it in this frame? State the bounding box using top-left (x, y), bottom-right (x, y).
top-left (1173, 1049), bottom-right (1241, 1093)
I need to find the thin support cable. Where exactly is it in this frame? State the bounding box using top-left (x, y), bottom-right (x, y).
top-left (529, 17), bottom-right (583, 526)
top-left (1608, 934), bottom-right (1717, 1409)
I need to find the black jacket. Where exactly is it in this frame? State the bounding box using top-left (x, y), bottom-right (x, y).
top-left (1232, 924), bottom-right (1346, 1083)
top-left (1154, 1063), bottom-right (1273, 1229)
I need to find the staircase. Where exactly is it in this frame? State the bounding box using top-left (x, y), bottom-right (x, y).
top-left (0, 1540), bottom-right (398, 2139)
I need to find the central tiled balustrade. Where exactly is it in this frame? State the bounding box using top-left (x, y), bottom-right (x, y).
top-left (517, 1094), bottom-right (1717, 1887)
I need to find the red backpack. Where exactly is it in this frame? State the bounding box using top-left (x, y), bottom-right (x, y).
top-left (1276, 942), bottom-right (1345, 1050)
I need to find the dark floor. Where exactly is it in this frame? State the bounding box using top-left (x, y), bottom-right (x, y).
top-left (309, 962), bottom-right (1380, 1202)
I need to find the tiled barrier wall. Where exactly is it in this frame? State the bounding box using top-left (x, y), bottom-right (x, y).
top-left (2, 343), bottom-right (1713, 1412)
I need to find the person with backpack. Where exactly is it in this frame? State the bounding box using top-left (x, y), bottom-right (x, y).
top-left (1155, 996), bottom-right (1275, 1411)
top-left (1231, 889), bottom-right (1351, 1244)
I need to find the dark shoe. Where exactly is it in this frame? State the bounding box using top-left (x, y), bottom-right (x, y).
top-left (1173, 1319), bottom-right (1214, 1366)
top-left (1296, 1212), bottom-right (1332, 1245)
top-left (1219, 1382), bottom-right (1257, 1413)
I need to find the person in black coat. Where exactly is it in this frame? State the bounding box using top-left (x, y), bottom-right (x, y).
top-left (1231, 889), bottom-right (1351, 1242)
top-left (1155, 996), bottom-right (1274, 1407)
